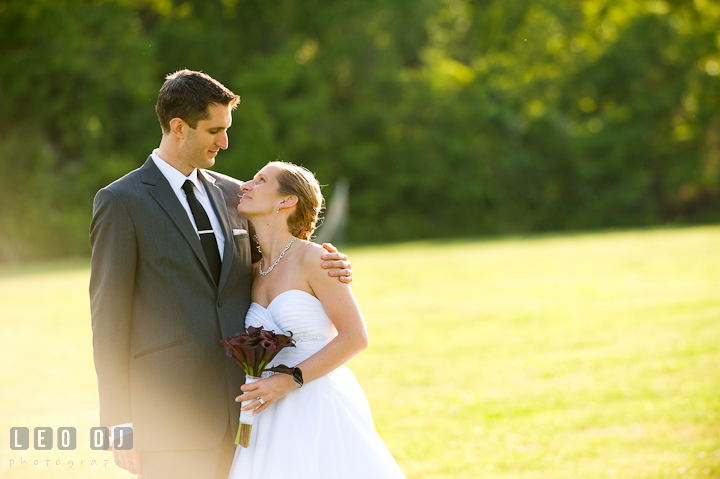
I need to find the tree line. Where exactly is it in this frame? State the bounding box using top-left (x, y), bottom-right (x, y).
top-left (1, 0), bottom-right (719, 261)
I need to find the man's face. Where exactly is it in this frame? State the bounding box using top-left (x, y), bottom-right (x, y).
top-left (178, 103), bottom-right (232, 171)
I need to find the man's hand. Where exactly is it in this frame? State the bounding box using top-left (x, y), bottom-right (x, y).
top-left (320, 243), bottom-right (352, 284)
top-left (112, 446), bottom-right (142, 475)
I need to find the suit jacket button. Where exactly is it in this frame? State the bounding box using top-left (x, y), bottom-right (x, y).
top-left (218, 300), bottom-right (224, 308)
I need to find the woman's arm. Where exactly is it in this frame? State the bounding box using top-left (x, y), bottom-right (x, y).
top-left (236, 243), bottom-right (368, 414)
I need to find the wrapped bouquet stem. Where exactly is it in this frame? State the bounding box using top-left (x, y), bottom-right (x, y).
top-left (237, 375), bottom-right (261, 447)
top-left (220, 326), bottom-right (296, 447)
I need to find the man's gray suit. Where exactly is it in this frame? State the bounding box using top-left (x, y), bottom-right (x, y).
top-left (89, 157), bottom-right (259, 472)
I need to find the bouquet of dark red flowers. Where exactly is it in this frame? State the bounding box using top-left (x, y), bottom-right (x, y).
top-left (220, 326), bottom-right (296, 447)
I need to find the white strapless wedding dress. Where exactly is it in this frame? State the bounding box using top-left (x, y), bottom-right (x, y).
top-left (227, 289), bottom-right (406, 479)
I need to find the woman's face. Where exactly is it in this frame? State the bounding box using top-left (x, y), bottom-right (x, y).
top-left (237, 164), bottom-right (283, 218)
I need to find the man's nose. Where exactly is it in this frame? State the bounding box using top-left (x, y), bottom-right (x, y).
top-left (217, 131), bottom-right (228, 150)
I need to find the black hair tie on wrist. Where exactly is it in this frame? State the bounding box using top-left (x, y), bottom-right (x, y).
top-left (266, 365), bottom-right (304, 388)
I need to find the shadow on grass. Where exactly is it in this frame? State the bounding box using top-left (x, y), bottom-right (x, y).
top-left (0, 257), bottom-right (90, 278)
top-left (2, 224), bottom-right (718, 274)
top-left (344, 223), bottom-right (720, 252)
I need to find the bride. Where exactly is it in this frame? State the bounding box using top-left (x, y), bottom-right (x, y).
top-left (228, 161), bottom-right (406, 479)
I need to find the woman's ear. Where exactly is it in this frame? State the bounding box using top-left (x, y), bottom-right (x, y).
top-left (282, 195), bottom-right (299, 209)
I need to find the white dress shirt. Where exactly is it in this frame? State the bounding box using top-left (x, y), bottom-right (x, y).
top-left (151, 150), bottom-right (225, 260)
top-left (111, 151), bottom-right (227, 439)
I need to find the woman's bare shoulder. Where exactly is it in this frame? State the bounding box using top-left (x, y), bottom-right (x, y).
top-left (298, 240), bottom-right (326, 261)
top-left (298, 241), bottom-right (331, 278)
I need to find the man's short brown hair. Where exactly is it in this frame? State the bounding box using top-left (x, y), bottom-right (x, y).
top-left (155, 70), bottom-right (240, 133)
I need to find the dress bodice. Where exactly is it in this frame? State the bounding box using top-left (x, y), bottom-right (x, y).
top-left (231, 290), bottom-right (407, 479)
top-left (245, 289), bottom-right (337, 366)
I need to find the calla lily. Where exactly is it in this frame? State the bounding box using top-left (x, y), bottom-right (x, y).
top-left (220, 325), bottom-right (298, 448)
top-left (220, 326), bottom-right (296, 377)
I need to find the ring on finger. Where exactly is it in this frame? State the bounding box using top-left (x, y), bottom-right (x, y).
top-left (257, 397), bottom-right (265, 405)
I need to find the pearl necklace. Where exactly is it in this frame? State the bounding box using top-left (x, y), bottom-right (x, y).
top-left (258, 237), bottom-right (296, 276)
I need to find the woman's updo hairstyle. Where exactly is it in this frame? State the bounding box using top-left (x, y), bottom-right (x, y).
top-left (271, 161), bottom-right (324, 240)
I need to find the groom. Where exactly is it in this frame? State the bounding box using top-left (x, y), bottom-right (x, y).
top-left (89, 70), bottom-right (352, 478)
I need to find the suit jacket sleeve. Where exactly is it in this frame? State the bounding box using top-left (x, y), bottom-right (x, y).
top-left (89, 187), bottom-right (137, 427)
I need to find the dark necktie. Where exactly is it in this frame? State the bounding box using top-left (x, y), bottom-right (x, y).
top-left (182, 180), bottom-right (222, 285)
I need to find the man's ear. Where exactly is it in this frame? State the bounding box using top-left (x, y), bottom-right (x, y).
top-left (169, 118), bottom-right (186, 139)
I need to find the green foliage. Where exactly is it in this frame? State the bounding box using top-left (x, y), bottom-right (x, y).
top-left (0, 0), bottom-right (157, 260)
top-left (1, 0), bottom-right (719, 260)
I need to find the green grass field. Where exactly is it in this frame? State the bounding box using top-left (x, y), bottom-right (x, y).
top-left (1, 226), bottom-right (719, 478)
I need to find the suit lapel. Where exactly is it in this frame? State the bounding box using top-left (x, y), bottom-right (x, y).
top-left (200, 170), bottom-right (234, 294)
top-left (141, 158), bottom-right (214, 282)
